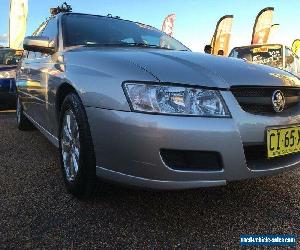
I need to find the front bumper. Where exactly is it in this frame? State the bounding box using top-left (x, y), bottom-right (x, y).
top-left (85, 91), bottom-right (300, 190)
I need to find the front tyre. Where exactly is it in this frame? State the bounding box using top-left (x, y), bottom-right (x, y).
top-left (16, 95), bottom-right (33, 130)
top-left (59, 93), bottom-right (97, 198)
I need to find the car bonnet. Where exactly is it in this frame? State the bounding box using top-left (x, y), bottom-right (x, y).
top-left (68, 48), bottom-right (300, 89)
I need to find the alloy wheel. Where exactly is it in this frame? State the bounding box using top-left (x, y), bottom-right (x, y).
top-left (61, 110), bottom-right (80, 182)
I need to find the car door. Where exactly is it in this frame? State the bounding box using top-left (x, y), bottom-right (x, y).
top-left (17, 49), bottom-right (39, 118)
top-left (22, 18), bottom-right (58, 129)
top-left (17, 22), bottom-right (46, 122)
top-left (37, 18), bottom-right (61, 135)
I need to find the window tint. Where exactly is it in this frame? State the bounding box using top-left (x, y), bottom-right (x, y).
top-left (62, 14), bottom-right (189, 51)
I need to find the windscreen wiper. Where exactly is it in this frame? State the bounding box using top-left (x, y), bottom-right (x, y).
top-left (124, 42), bottom-right (174, 50)
top-left (82, 42), bottom-right (175, 50)
top-left (119, 43), bottom-right (189, 51)
top-left (83, 43), bottom-right (126, 47)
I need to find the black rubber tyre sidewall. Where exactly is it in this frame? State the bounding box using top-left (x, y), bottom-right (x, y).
top-left (59, 92), bottom-right (97, 198)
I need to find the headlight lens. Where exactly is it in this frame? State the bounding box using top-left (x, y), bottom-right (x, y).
top-left (0, 70), bottom-right (16, 79)
top-left (124, 83), bottom-right (230, 117)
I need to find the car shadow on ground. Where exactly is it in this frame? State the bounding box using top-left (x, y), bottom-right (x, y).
top-left (1, 111), bottom-right (299, 248)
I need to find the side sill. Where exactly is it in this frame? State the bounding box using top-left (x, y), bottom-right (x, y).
top-left (24, 112), bottom-right (59, 148)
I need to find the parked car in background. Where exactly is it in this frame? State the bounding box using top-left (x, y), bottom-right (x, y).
top-left (229, 44), bottom-right (300, 77)
top-left (0, 48), bottom-right (23, 108)
top-left (16, 12), bottom-right (300, 198)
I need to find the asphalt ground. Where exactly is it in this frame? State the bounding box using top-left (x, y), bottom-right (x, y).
top-left (0, 111), bottom-right (299, 249)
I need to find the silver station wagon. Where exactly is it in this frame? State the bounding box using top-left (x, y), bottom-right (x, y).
top-left (16, 11), bottom-right (300, 198)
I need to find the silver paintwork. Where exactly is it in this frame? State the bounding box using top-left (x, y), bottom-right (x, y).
top-left (16, 13), bottom-right (300, 190)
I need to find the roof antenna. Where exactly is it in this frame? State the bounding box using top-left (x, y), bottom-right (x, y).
top-left (50, 2), bottom-right (72, 15)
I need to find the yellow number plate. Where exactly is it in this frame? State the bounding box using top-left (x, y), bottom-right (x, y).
top-left (267, 126), bottom-right (300, 158)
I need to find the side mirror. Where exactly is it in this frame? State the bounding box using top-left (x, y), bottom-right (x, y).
top-left (23, 36), bottom-right (55, 54)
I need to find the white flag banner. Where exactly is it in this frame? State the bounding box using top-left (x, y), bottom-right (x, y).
top-left (251, 7), bottom-right (274, 45)
top-left (162, 14), bottom-right (176, 37)
top-left (9, 0), bottom-right (28, 49)
top-left (211, 15), bottom-right (234, 55)
top-left (267, 24), bottom-right (280, 44)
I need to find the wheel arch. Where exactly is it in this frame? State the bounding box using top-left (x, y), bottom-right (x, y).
top-left (56, 82), bottom-right (80, 121)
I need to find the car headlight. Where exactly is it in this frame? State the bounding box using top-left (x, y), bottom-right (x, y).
top-left (0, 70), bottom-right (16, 79)
top-left (123, 83), bottom-right (230, 117)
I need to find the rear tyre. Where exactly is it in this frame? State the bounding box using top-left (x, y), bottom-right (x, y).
top-left (59, 92), bottom-right (98, 199)
top-left (16, 95), bottom-right (33, 130)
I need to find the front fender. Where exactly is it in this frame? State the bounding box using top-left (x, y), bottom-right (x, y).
top-left (63, 62), bottom-right (159, 111)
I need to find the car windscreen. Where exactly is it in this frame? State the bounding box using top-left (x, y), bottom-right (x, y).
top-left (62, 14), bottom-right (189, 51)
top-left (0, 49), bottom-right (22, 66)
top-left (229, 45), bottom-right (283, 68)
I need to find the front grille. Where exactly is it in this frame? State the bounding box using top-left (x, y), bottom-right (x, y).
top-left (160, 149), bottom-right (223, 171)
top-left (244, 145), bottom-right (300, 170)
top-left (231, 87), bottom-right (300, 115)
